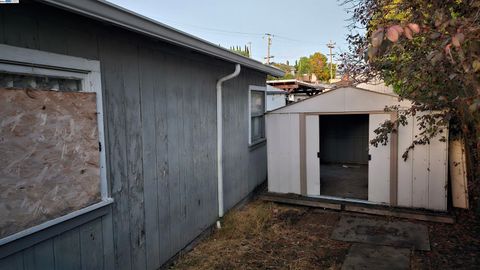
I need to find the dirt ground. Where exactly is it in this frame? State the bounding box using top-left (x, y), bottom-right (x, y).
top-left (170, 199), bottom-right (480, 270)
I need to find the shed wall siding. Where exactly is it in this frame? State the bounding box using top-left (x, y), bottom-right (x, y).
top-left (0, 2), bottom-right (267, 269)
top-left (397, 115), bottom-right (448, 211)
top-left (266, 88), bottom-right (448, 211)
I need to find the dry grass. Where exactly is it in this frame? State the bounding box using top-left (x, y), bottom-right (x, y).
top-left (171, 201), bottom-right (349, 270)
top-left (171, 200), bottom-right (480, 270)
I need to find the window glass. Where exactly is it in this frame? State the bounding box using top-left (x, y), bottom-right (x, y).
top-left (251, 116), bottom-right (264, 141)
top-left (251, 91), bottom-right (265, 116)
top-left (0, 72), bottom-right (82, 91)
top-left (250, 89), bottom-right (265, 144)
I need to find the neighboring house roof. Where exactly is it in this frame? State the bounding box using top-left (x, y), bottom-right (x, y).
top-left (266, 85), bottom-right (287, 95)
top-left (37, 0), bottom-right (285, 77)
top-left (266, 79), bottom-right (324, 90)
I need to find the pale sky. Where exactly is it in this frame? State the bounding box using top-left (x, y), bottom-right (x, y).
top-left (108, 0), bottom-right (357, 64)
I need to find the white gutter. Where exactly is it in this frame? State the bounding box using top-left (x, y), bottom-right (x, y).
top-left (216, 64), bottom-right (241, 227)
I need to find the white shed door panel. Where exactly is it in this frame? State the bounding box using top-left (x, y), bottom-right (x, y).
top-left (428, 130), bottom-right (448, 210)
top-left (397, 113), bottom-right (448, 211)
top-left (368, 114), bottom-right (391, 204)
top-left (412, 126), bottom-right (429, 208)
top-left (305, 115), bottom-right (320, 195)
top-left (397, 116), bottom-right (414, 208)
top-left (266, 113), bottom-right (301, 194)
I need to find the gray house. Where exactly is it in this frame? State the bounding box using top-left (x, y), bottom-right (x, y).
top-left (0, 0), bottom-right (283, 269)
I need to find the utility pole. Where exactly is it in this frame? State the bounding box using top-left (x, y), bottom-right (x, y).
top-left (263, 33), bottom-right (274, 64)
top-left (327, 40), bottom-right (336, 82)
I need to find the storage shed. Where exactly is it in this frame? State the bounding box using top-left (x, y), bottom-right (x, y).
top-left (0, 1), bottom-right (283, 269)
top-left (266, 87), bottom-right (449, 211)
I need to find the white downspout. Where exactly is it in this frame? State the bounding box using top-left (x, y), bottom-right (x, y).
top-left (216, 64), bottom-right (241, 228)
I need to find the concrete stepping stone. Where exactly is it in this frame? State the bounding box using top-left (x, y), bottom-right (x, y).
top-left (331, 216), bottom-right (430, 251)
top-left (341, 243), bottom-right (410, 270)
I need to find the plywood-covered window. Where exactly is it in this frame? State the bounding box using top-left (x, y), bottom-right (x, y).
top-left (249, 85), bottom-right (267, 145)
top-left (0, 45), bottom-right (109, 243)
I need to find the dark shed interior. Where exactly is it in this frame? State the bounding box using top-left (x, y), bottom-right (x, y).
top-left (319, 114), bottom-right (369, 200)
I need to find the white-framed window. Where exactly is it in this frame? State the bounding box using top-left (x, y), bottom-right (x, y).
top-left (0, 44), bottom-right (111, 245)
top-left (249, 85), bottom-right (267, 145)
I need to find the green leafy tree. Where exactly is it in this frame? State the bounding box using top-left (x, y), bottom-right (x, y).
top-left (341, 0), bottom-right (480, 207)
top-left (296, 57), bottom-right (312, 76)
top-left (309, 52), bottom-right (331, 81)
top-left (296, 53), bottom-right (336, 81)
top-left (269, 62), bottom-right (295, 80)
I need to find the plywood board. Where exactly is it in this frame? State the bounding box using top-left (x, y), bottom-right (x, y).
top-left (331, 216), bottom-right (430, 251)
top-left (341, 244), bottom-right (410, 270)
top-left (0, 88), bottom-right (100, 239)
top-left (449, 139), bottom-right (469, 209)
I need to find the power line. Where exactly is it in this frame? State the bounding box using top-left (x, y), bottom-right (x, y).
top-left (155, 18), bottom-right (264, 37)
top-left (159, 18), bottom-right (341, 63)
top-left (184, 26), bottom-right (263, 37)
top-left (162, 18), bottom-right (331, 47)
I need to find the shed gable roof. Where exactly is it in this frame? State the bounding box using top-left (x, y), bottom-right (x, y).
top-left (268, 87), bottom-right (412, 114)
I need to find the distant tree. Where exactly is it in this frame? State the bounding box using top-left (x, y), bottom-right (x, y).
top-left (296, 53), bottom-right (336, 81)
top-left (296, 57), bottom-right (312, 76)
top-left (268, 53), bottom-right (337, 81)
top-left (269, 62), bottom-right (295, 80)
top-left (309, 52), bottom-right (332, 81)
top-left (229, 45), bottom-right (250, 57)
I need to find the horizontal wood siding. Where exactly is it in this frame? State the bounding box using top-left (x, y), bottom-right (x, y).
top-left (0, 1), bottom-right (267, 269)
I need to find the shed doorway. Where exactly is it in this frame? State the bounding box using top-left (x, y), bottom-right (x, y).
top-left (319, 114), bottom-right (369, 200)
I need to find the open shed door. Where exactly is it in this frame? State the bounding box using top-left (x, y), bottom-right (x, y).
top-left (305, 115), bottom-right (320, 195)
top-left (368, 114), bottom-right (391, 204)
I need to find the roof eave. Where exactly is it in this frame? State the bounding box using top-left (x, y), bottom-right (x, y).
top-left (37, 0), bottom-right (285, 77)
